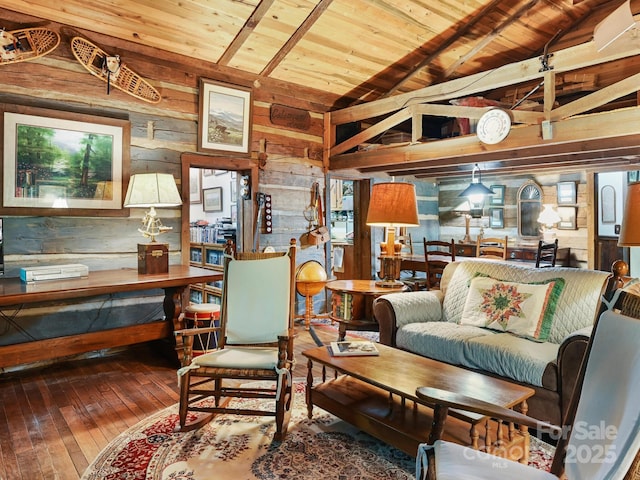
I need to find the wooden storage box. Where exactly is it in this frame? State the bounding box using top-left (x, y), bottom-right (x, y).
top-left (137, 243), bottom-right (169, 274)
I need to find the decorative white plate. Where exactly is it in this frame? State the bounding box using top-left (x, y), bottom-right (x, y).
top-left (477, 108), bottom-right (511, 144)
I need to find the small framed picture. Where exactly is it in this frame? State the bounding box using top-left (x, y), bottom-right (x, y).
top-left (203, 187), bottom-right (223, 212)
top-left (628, 171), bottom-right (639, 184)
top-left (490, 185), bottom-right (505, 205)
top-left (557, 206), bottom-right (577, 230)
top-left (189, 169), bottom-right (202, 204)
top-left (557, 181), bottom-right (577, 205)
top-left (489, 208), bottom-right (504, 228)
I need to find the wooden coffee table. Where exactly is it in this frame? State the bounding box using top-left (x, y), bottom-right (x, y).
top-left (303, 343), bottom-right (535, 460)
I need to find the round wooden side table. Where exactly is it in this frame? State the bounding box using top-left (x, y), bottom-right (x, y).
top-left (325, 279), bottom-right (408, 341)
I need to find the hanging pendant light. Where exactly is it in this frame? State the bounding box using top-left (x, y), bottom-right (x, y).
top-left (458, 164), bottom-right (494, 218)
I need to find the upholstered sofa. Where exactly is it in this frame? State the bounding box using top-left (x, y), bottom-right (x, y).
top-left (373, 259), bottom-right (614, 425)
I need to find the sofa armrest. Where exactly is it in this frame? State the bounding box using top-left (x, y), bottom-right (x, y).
top-left (373, 291), bottom-right (443, 346)
top-left (557, 325), bottom-right (592, 419)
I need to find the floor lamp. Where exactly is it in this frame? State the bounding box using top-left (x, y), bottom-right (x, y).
top-left (366, 182), bottom-right (419, 287)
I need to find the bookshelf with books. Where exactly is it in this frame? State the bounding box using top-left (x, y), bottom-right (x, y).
top-left (189, 242), bottom-right (227, 305)
top-left (326, 279), bottom-right (408, 341)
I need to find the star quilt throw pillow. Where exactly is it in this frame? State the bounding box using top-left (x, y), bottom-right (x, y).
top-left (460, 276), bottom-right (564, 341)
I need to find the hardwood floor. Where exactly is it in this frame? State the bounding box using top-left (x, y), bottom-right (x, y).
top-left (0, 323), bottom-right (343, 479)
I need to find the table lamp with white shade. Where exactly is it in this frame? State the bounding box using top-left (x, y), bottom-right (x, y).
top-left (537, 204), bottom-right (562, 242)
top-left (124, 173), bottom-right (182, 274)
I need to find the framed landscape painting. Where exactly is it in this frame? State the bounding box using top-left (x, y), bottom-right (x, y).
top-left (203, 187), bottom-right (223, 212)
top-left (198, 78), bottom-right (252, 155)
top-left (1, 105), bottom-right (130, 216)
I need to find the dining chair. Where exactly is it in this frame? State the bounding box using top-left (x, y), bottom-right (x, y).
top-left (174, 239), bottom-right (297, 441)
top-left (399, 233), bottom-right (428, 291)
top-left (476, 236), bottom-right (508, 260)
top-left (535, 239), bottom-right (559, 268)
top-left (424, 238), bottom-right (456, 290)
top-left (415, 293), bottom-right (640, 480)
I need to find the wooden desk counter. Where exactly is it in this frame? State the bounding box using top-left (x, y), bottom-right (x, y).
top-left (0, 265), bottom-right (223, 368)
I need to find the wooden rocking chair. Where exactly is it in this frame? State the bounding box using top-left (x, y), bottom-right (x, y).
top-left (175, 239), bottom-right (297, 441)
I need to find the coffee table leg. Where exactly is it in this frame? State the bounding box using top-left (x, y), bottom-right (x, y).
top-left (338, 323), bottom-right (347, 341)
top-left (306, 358), bottom-right (314, 419)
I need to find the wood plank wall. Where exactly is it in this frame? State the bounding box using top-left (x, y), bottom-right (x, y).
top-left (0, 8), bottom-right (327, 357)
top-left (439, 172), bottom-right (589, 268)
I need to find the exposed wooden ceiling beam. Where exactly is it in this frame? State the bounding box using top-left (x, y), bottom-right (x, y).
top-left (442, 0), bottom-right (541, 80)
top-left (365, 134), bottom-right (640, 176)
top-left (218, 0), bottom-right (275, 66)
top-left (387, 144), bottom-right (640, 177)
top-left (382, 0), bottom-right (504, 98)
top-left (330, 107), bottom-right (640, 172)
top-left (260, 0), bottom-right (333, 76)
top-left (330, 33), bottom-right (640, 126)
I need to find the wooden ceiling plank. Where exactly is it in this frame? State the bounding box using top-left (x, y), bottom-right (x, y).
top-left (382, 0), bottom-right (505, 98)
top-left (218, 0), bottom-right (276, 66)
top-left (261, 0), bottom-right (334, 76)
top-left (442, 0), bottom-right (541, 79)
top-left (330, 30), bottom-right (640, 126)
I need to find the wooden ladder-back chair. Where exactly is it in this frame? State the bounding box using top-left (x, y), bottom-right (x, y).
top-left (175, 239), bottom-right (297, 441)
top-left (415, 289), bottom-right (640, 480)
top-left (536, 239), bottom-right (559, 268)
top-left (424, 238), bottom-right (456, 290)
top-left (476, 236), bottom-right (508, 260)
top-left (399, 232), bottom-right (428, 291)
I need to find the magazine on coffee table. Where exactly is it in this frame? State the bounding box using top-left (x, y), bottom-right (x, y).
top-left (329, 340), bottom-right (379, 356)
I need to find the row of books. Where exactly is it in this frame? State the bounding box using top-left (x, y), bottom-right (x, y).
top-left (332, 292), bottom-right (353, 321)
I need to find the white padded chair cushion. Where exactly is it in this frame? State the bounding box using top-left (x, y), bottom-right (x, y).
top-left (225, 254), bottom-right (291, 344)
top-left (192, 346), bottom-right (279, 370)
top-left (428, 440), bottom-right (556, 480)
top-left (564, 310), bottom-right (640, 480)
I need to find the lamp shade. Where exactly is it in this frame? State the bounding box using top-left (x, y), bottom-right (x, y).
top-left (124, 173), bottom-right (182, 207)
top-left (366, 182), bottom-right (419, 227)
top-left (537, 204), bottom-right (561, 227)
top-left (619, 182), bottom-right (640, 246)
top-left (458, 181), bottom-right (495, 199)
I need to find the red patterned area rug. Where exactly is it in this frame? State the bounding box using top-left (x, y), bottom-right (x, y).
top-left (82, 380), bottom-right (553, 480)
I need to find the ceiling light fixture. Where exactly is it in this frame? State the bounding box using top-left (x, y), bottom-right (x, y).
top-left (458, 164), bottom-right (494, 218)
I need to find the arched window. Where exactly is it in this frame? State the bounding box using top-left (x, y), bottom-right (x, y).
top-left (517, 180), bottom-right (543, 239)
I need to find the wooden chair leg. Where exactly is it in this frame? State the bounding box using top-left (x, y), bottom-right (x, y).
top-left (274, 375), bottom-right (293, 441)
top-left (178, 371), bottom-right (191, 429)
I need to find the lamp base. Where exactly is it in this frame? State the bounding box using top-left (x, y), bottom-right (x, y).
top-left (376, 255), bottom-right (403, 288)
top-left (137, 242), bottom-right (168, 274)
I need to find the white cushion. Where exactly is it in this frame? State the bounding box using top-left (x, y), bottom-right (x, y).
top-left (192, 346), bottom-right (279, 370)
top-left (460, 276), bottom-right (562, 341)
top-left (428, 440), bottom-right (556, 480)
top-left (441, 260), bottom-right (609, 343)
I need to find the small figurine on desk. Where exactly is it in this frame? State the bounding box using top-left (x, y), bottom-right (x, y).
top-left (138, 206), bottom-right (172, 242)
